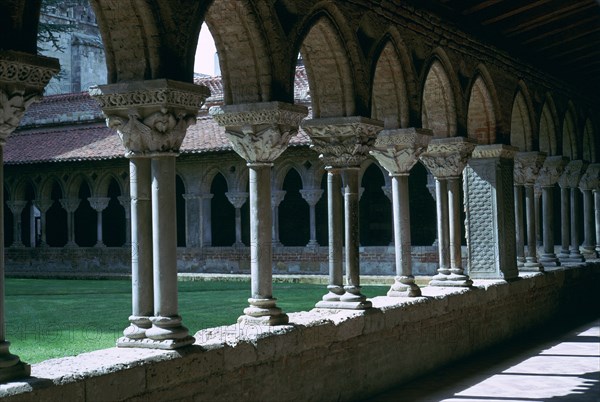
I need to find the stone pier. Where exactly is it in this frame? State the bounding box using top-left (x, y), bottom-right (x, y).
top-left (558, 160), bottom-right (588, 263)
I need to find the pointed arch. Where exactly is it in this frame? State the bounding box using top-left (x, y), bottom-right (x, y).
top-left (296, 12), bottom-right (356, 117)
top-left (39, 175), bottom-right (66, 201)
top-left (371, 38), bottom-right (410, 129)
top-left (562, 102), bottom-right (578, 160)
top-left (421, 55), bottom-right (458, 137)
top-left (273, 161), bottom-right (308, 191)
top-left (467, 72), bottom-right (497, 144)
top-left (510, 83), bottom-right (534, 151)
top-left (65, 174), bottom-right (93, 199)
top-left (582, 118), bottom-right (596, 163)
top-left (200, 166), bottom-right (231, 195)
top-left (205, 0), bottom-right (274, 104)
top-left (94, 172), bottom-right (125, 197)
top-left (13, 177), bottom-right (38, 201)
top-left (539, 95), bottom-right (559, 156)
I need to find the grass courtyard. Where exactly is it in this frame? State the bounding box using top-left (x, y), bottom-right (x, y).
top-left (5, 278), bottom-right (389, 364)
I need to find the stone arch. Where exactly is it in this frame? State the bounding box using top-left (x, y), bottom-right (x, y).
top-left (420, 53), bottom-right (459, 137)
top-left (90, 0), bottom-right (207, 82)
top-left (295, 10), bottom-right (358, 117)
top-left (371, 37), bottom-right (410, 129)
top-left (205, 0), bottom-right (276, 104)
top-left (509, 83), bottom-right (535, 151)
top-left (94, 172), bottom-right (124, 197)
top-left (200, 166), bottom-right (231, 195)
top-left (65, 174), bottom-right (93, 199)
top-left (539, 94), bottom-right (559, 156)
top-left (582, 118), bottom-right (596, 163)
top-left (359, 159), bottom-right (389, 187)
top-left (13, 177), bottom-right (38, 201)
top-left (562, 102), bottom-right (578, 160)
top-left (466, 70), bottom-right (498, 145)
top-left (39, 175), bottom-right (65, 201)
top-left (273, 162), bottom-right (308, 191)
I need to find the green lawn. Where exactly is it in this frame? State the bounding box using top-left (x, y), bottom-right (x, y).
top-left (5, 278), bottom-right (388, 364)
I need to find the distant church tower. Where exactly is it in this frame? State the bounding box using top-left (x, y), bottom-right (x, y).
top-left (39, 0), bottom-right (107, 95)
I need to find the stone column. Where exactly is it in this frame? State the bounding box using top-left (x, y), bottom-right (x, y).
top-left (33, 199), bottom-right (54, 247)
top-left (6, 201), bottom-right (27, 248)
top-left (92, 79), bottom-right (209, 348)
top-left (60, 198), bottom-right (81, 247)
top-left (0, 50), bottom-right (59, 381)
top-left (302, 116), bottom-right (382, 308)
top-left (558, 160), bottom-right (588, 263)
top-left (595, 189), bottom-right (600, 257)
top-left (212, 102), bottom-right (307, 324)
top-left (300, 189), bottom-right (324, 247)
top-left (117, 196), bottom-right (132, 246)
top-left (514, 152), bottom-right (546, 271)
top-left (464, 145), bottom-right (518, 280)
top-left (536, 156), bottom-right (568, 267)
top-left (321, 168), bottom-right (344, 302)
top-left (514, 185), bottom-right (526, 266)
top-left (201, 194), bottom-right (213, 247)
top-left (420, 137), bottom-right (477, 287)
top-left (370, 128), bottom-right (431, 296)
top-left (226, 191), bottom-right (248, 247)
top-left (579, 164), bottom-right (599, 259)
top-left (271, 190), bottom-right (286, 247)
top-left (534, 185), bottom-right (542, 247)
top-left (88, 197), bottom-right (110, 247)
top-left (182, 194), bottom-right (200, 248)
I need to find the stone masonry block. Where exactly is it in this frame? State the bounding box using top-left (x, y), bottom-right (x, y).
top-left (85, 366), bottom-right (145, 401)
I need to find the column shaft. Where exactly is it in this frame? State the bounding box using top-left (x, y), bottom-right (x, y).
top-left (145, 155), bottom-right (192, 346)
top-left (595, 190), bottom-right (600, 255)
top-left (96, 210), bottom-right (103, 246)
top-left (540, 186), bottom-right (559, 265)
top-left (569, 188), bottom-right (583, 260)
top-left (308, 204), bottom-right (317, 246)
top-left (436, 179), bottom-right (450, 272)
top-left (581, 189), bottom-right (595, 255)
top-left (515, 185), bottom-right (525, 266)
top-left (560, 187), bottom-right (570, 258)
top-left (238, 163), bottom-right (287, 324)
top-left (523, 185), bottom-right (542, 269)
top-left (120, 158), bottom-right (153, 343)
top-left (202, 195), bottom-right (213, 247)
top-left (448, 177), bottom-right (462, 271)
top-left (235, 207), bottom-right (243, 246)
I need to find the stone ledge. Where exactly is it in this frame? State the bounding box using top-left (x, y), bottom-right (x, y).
top-left (1, 263), bottom-right (598, 401)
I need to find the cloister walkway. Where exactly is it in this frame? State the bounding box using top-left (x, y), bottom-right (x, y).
top-left (368, 317), bottom-right (600, 402)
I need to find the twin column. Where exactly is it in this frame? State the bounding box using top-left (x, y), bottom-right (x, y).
top-left (91, 79), bottom-right (210, 348)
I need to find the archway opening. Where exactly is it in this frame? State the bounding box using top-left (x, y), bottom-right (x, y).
top-left (410, 163), bottom-right (437, 245)
top-left (360, 164), bottom-right (391, 246)
top-left (510, 91), bottom-right (532, 151)
top-left (75, 181), bottom-right (96, 247)
top-left (467, 76), bottom-right (496, 144)
top-left (372, 41), bottom-right (409, 129)
top-left (422, 60), bottom-right (456, 137)
top-left (103, 178), bottom-right (125, 247)
top-left (279, 169), bottom-right (309, 246)
top-left (211, 173), bottom-right (235, 246)
top-left (46, 181), bottom-right (67, 247)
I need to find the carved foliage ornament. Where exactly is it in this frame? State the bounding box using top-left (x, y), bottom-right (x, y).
top-left (419, 138), bottom-right (477, 178)
top-left (558, 160), bottom-right (588, 189)
top-left (302, 118), bottom-right (383, 168)
top-left (370, 129), bottom-right (432, 175)
top-left (211, 103), bottom-right (307, 163)
top-left (536, 156), bottom-right (568, 187)
top-left (513, 152), bottom-right (546, 185)
top-left (578, 164), bottom-right (600, 191)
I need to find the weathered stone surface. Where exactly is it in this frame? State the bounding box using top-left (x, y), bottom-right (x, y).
top-left (558, 160), bottom-right (588, 189)
top-left (536, 156), bottom-right (569, 188)
top-left (369, 128), bottom-right (432, 174)
top-left (514, 151), bottom-right (546, 185)
top-left (419, 137), bottom-right (477, 178)
top-left (579, 164), bottom-right (600, 191)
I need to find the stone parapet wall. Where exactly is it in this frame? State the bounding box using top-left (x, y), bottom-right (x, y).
top-left (1, 263), bottom-right (597, 401)
top-left (7, 246), bottom-right (442, 276)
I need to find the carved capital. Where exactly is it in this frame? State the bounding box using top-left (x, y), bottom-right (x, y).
top-left (558, 160), bottom-right (588, 189)
top-left (370, 127), bottom-right (432, 175)
top-left (117, 196), bottom-right (131, 217)
top-left (271, 190), bottom-right (287, 207)
top-left (6, 200), bottom-right (27, 215)
top-left (301, 116), bottom-right (383, 168)
top-left (513, 152), bottom-right (546, 185)
top-left (225, 191), bottom-right (249, 209)
top-left (300, 189), bottom-right (324, 206)
top-left (34, 199), bottom-right (54, 213)
top-left (90, 79), bottom-right (210, 156)
top-left (536, 156), bottom-right (569, 187)
top-left (88, 197), bottom-right (111, 212)
top-left (211, 102), bottom-right (307, 163)
top-left (419, 137), bottom-right (477, 178)
top-left (0, 51), bottom-right (60, 141)
top-left (579, 163), bottom-right (600, 191)
top-left (60, 198), bottom-right (81, 213)
top-left (470, 144), bottom-right (518, 160)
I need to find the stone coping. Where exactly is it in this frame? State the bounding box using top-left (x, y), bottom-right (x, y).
top-left (0, 262), bottom-right (597, 400)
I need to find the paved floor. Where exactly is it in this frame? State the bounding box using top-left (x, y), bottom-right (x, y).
top-left (367, 317), bottom-right (600, 402)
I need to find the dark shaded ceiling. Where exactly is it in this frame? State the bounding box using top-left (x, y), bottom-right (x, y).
top-left (419, 0), bottom-right (600, 100)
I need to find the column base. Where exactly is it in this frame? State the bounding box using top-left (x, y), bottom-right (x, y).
top-left (581, 247), bottom-right (596, 259)
top-left (539, 254), bottom-right (560, 267)
top-left (240, 298), bottom-right (289, 326)
top-left (145, 315), bottom-right (193, 348)
top-left (558, 250), bottom-right (571, 259)
top-left (516, 257), bottom-right (525, 268)
top-left (521, 260), bottom-right (544, 272)
top-left (306, 240), bottom-right (319, 248)
top-left (318, 285), bottom-right (344, 303)
top-left (116, 335), bottom-right (195, 350)
top-left (0, 341), bottom-right (30, 382)
top-left (233, 242), bottom-right (246, 248)
top-left (94, 242), bottom-right (106, 248)
top-left (387, 276), bottom-right (421, 297)
top-left (560, 255), bottom-right (585, 263)
top-left (429, 271), bottom-right (472, 287)
top-left (120, 315), bottom-right (152, 341)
